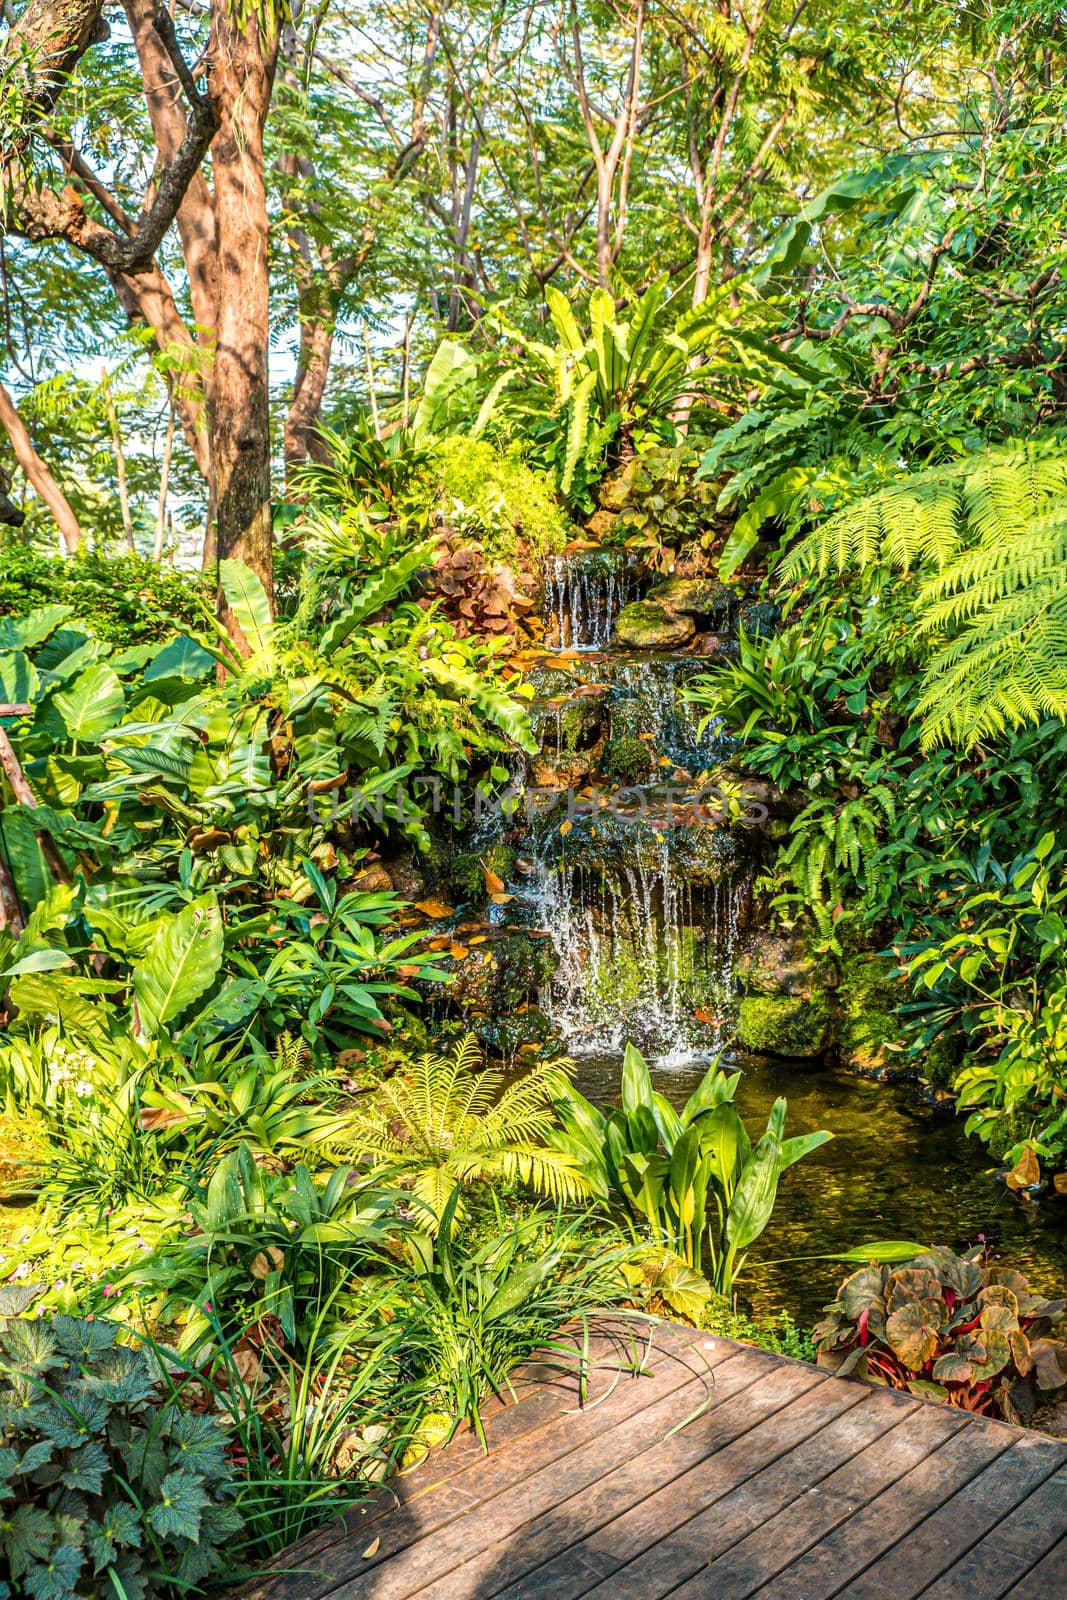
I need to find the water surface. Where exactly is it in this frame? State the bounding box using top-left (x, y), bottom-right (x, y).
top-left (573, 1051), bottom-right (1067, 1323)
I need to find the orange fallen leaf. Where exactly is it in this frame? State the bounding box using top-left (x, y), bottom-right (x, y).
top-left (559, 820), bottom-right (573, 836)
top-left (415, 899), bottom-right (455, 918)
top-left (490, 892), bottom-right (513, 904)
top-left (483, 867), bottom-right (506, 893)
top-left (363, 1537), bottom-right (381, 1559)
top-left (449, 944), bottom-right (469, 960)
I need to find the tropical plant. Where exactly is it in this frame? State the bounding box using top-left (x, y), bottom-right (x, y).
top-left (782, 435), bottom-right (1067, 747)
top-left (0, 1307), bottom-right (242, 1598)
top-left (814, 1247), bottom-right (1067, 1419)
top-left (347, 1035), bottom-right (582, 1222)
top-left (135, 1146), bottom-right (406, 1357)
top-left (550, 1044), bottom-right (832, 1295)
top-left (904, 832), bottom-right (1067, 1173)
top-left (387, 1190), bottom-right (635, 1446)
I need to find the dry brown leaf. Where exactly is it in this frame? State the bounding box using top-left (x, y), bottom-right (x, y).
top-left (483, 867), bottom-right (506, 894)
top-left (449, 944), bottom-right (469, 960)
top-left (415, 899), bottom-right (455, 918)
top-left (251, 1246), bottom-right (285, 1280)
top-left (489, 892), bottom-right (513, 904)
top-left (1054, 1173), bottom-right (1067, 1194)
top-left (1006, 1146), bottom-right (1041, 1191)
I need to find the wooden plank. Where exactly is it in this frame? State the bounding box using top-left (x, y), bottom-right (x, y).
top-left (659, 1399), bottom-right (965, 1600)
top-left (834, 1432), bottom-right (1065, 1599)
top-left (1000, 1533), bottom-right (1067, 1600)
top-left (736, 1417), bottom-right (1012, 1600)
top-left (572, 1388), bottom-right (947, 1600)
top-left (916, 1471), bottom-right (1067, 1599)
top-left (319, 1346), bottom-right (786, 1600)
top-left (420, 1359), bottom-right (842, 1599)
top-left (239, 1318), bottom-right (695, 1598)
top-left (249, 1328), bottom-right (745, 1600)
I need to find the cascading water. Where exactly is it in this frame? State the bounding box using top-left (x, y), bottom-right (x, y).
top-left (532, 838), bottom-right (747, 1061)
top-left (543, 550), bottom-right (636, 651)
top-left (518, 551), bottom-right (754, 1062)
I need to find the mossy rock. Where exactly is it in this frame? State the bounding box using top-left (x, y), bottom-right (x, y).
top-left (602, 733), bottom-right (655, 783)
top-left (446, 842), bottom-right (517, 903)
top-left (613, 600), bottom-right (695, 649)
top-left (737, 993), bottom-right (832, 1058)
top-left (449, 928), bottom-right (559, 1012)
top-left (469, 1005), bottom-right (563, 1061)
top-left (737, 597), bottom-right (782, 637)
top-left (647, 577), bottom-right (732, 621)
top-left (735, 931), bottom-right (836, 999)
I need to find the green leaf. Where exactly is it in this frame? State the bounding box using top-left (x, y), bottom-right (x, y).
top-left (219, 562), bottom-right (274, 657)
top-left (146, 1468), bottom-right (208, 1543)
top-left (726, 1132), bottom-right (783, 1254)
top-left (53, 664), bottom-right (124, 740)
top-left (131, 892), bottom-right (224, 1035)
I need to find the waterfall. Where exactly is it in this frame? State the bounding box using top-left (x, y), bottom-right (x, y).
top-left (543, 551), bottom-right (635, 651)
top-left (531, 828), bottom-right (747, 1062)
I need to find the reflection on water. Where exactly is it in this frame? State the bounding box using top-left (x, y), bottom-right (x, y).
top-left (573, 1050), bottom-right (1067, 1323)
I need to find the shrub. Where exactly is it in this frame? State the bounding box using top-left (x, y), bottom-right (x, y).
top-left (431, 436), bottom-right (572, 561)
top-left (814, 1247), bottom-right (1067, 1419)
top-left (0, 1306), bottom-right (242, 1598)
top-left (0, 545), bottom-right (210, 645)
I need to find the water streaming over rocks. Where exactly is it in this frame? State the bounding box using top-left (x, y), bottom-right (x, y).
top-left (543, 549), bottom-right (637, 650)
top-left (519, 550), bottom-right (754, 1061)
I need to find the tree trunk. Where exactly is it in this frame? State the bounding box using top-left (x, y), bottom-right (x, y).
top-left (206, 3), bottom-right (279, 647)
top-left (0, 381), bottom-right (83, 552)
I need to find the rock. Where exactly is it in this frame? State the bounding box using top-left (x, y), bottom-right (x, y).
top-left (448, 928), bottom-right (560, 1014)
top-left (738, 597), bottom-right (782, 637)
top-left (647, 577), bottom-right (732, 621)
top-left (469, 1004), bottom-right (564, 1061)
top-left (385, 855), bottom-right (427, 900)
top-left (352, 863), bottom-right (394, 893)
top-left (735, 931), bottom-right (836, 999)
top-left (585, 509), bottom-right (619, 538)
top-left (614, 600), bottom-right (696, 649)
top-left (737, 994), bottom-right (833, 1058)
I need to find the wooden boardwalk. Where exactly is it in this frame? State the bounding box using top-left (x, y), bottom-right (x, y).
top-left (242, 1318), bottom-right (1067, 1600)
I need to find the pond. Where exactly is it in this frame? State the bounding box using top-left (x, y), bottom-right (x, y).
top-left (573, 1050), bottom-right (1067, 1323)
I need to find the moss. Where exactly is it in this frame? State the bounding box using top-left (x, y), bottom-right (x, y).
top-left (447, 843), bottom-right (517, 902)
top-left (602, 733), bottom-right (655, 783)
top-left (613, 600), bottom-right (696, 649)
top-left (737, 993), bottom-right (833, 1058)
top-left (836, 951), bottom-right (909, 1075)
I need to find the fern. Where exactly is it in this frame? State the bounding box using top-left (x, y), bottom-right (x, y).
top-left (782, 435), bottom-right (1067, 746)
top-left (345, 1035), bottom-right (584, 1221)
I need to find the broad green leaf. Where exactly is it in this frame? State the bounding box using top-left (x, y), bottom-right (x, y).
top-left (132, 892), bottom-right (223, 1035)
top-left (726, 1133), bottom-right (783, 1253)
top-left (220, 561), bottom-right (275, 657)
top-left (53, 663), bottom-right (124, 740)
top-left (0, 604), bottom-right (72, 650)
top-left (621, 1042), bottom-right (654, 1117)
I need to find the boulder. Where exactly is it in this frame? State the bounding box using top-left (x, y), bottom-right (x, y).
top-left (613, 600), bottom-right (695, 649)
top-left (737, 994), bottom-right (833, 1059)
top-left (647, 577), bottom-right (732, 621)
top-left (735, 931), bottom-right (836, 999)
top-left (585, 508), bottom-right (619, 538)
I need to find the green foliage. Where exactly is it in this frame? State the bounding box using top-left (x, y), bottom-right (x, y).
top-left (0, 1311), bottom-right (241, 1598)
top-left (0, 546), bottom-right (211, 646)
top-left (784, 436), bottom-right (1067, 747)
top-left (551, 1043), bottom-right (831, 1295)
top-left (608, 443), bottom-right (721, 568)
top-left (430, 435), bottom-right (572, 561)
top-left (347, 1034), bottom-right (582, 1221)
top-left (814, 1248), bottom-right (1067, 1418)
